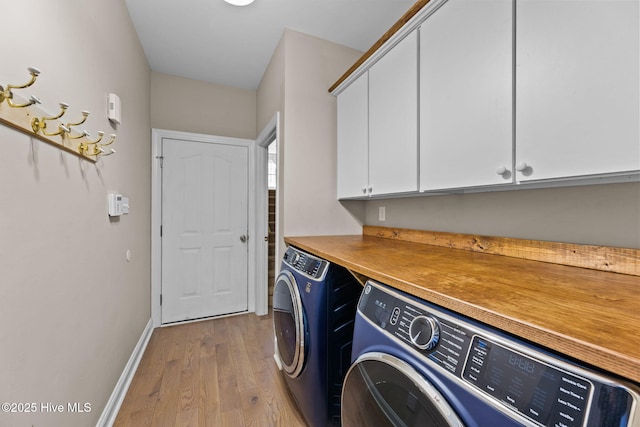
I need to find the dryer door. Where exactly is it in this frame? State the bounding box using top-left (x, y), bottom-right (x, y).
top-left (341, 352), bottom-right (465, 427)
top-left (273, 270), bottom-right (306, 378)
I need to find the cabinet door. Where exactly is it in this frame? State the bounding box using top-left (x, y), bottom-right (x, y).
top-left (337, 72), bottom-right (369, 199)
top-left (420, 0), bottom-right (513, 191)
top-left (369, 31), bottom-right (419, 196)
top-left (516, 0), bottom-right (640, 181)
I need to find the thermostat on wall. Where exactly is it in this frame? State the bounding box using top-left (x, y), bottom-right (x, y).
top-left (108, 193), bottom-right (129, 217)
top-left (108, 93), bottom-right (121, 125)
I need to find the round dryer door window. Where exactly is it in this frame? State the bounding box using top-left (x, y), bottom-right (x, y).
top-left (341, 352), bottom-right (464, 427)
top-left (273, 270), bottom-right (306, 377)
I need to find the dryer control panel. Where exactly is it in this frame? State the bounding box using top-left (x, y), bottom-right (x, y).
top-left (358, 280), bottom-right (640, 427)
top-left (359, 282), bottom-right (473, 379)
top-left (282, 247), bottom-right (329, 280)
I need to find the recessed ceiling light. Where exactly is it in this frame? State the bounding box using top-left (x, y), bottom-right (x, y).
top-left (224, 0), bottom-right (255, 5)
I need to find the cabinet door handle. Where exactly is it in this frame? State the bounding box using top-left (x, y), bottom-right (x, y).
top-left (516, 162), bottom-right (529, 172)
top-left (368, 186), bottom-right (373, 194)
top-left (361, 186), bottom-right (367, 194)
top-left (496, 165), bottom-right (508, 175)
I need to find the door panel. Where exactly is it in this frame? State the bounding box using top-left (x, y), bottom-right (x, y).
top-left (162, 137), bottom-right (249, 323)
top-left (515, 0), bottom-right (640, 180)
top-left (368, 30), bottom-right (418, 196)
top-left (420, 0), bottom-right (513, 190)
top-left (337, 72), bottom-right (369, 199)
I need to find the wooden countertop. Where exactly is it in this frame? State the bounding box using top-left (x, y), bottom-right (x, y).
top-left (285, 230), bottom-right (640, 383)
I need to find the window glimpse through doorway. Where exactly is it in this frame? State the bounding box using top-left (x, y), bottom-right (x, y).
top-left (268, 139), bottom-right (277, 189)
top-left (267, 138), bottom-right (277, 305)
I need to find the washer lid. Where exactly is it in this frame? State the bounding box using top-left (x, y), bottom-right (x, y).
top-left (341, 352), bottom-right (464, 427)
top-left (273, 270), bottom-right (306, 377)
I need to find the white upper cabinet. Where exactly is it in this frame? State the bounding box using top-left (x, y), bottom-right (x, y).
top-left (515, 0), bottom-right (640, 181)
top-left (337, 72), bottom-right (369, 199)
top-left (334, 0), bottom-right (638, 199)
top-left (368, 30), bottom-right (419, 196)
top-left (420, 0), bottom-right (513, 191)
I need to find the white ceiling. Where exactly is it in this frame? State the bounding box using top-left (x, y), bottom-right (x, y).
top-left (125, 0), bottom-right (415, 90)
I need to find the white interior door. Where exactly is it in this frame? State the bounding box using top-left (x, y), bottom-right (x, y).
top-left (161, 137), bottom-right (249, 324)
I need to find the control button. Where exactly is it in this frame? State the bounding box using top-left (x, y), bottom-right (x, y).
top-left (390, 307), bottom-right (401, 325)
top-left (409, 315), bottom-right (440, 350)
top-left (290, 252), bottom-right (301, 266)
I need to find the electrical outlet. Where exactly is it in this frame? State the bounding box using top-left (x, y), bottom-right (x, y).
top-left (379, 206), bottom-right (386, 222)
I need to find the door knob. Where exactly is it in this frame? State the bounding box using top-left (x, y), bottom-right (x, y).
top-left (240, 234), bottom-right (248, 243)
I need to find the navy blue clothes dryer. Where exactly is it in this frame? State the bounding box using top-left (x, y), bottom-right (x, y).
top-left (341, 280), bottom-right (640, 427)
top-left (273, 246), bottom-right (361, 427)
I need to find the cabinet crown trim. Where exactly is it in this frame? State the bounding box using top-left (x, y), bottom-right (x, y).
top-left (329, 0), bottom-right (446, 95)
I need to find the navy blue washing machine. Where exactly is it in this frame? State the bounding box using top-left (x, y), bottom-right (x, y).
top-left (273, 246), bottom-right (361, 427)
top-left (341, 280), bottom-right (640, 427)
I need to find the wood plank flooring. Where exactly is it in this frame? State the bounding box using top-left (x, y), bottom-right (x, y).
top-left (114, 311), bottom-right (308, 427)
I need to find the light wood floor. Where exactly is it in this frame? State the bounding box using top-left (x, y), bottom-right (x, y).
top-left (114, 311), bottom-right (308, 427)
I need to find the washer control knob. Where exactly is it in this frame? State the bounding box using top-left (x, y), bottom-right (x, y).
top-left (409, 315), bottom-right (440, 350)
top-left (290, 252), bottom-right (301, 265)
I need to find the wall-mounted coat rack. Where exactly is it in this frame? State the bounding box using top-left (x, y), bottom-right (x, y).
top-left (0, 67), bottom-right (116, 162)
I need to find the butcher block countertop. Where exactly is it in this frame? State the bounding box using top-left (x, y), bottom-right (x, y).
top-left (284, 226), bottom-right (640, 384)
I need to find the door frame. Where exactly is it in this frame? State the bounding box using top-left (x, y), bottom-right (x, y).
top-left (151, 128), bottom-right (259, 327)
top-left (255, 112), bottom-right (280, 315)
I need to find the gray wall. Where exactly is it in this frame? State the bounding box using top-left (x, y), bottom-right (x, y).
top-left (364, 182), bottom-right (640, 248)
top-left (257, 29), bottom-right (365, 264)
top-left (281, 29), bottom-right (365, 237)
top-left (151, 72), bottom-right (257, 139)
top-left (0, 1), bottom-right (151, 425)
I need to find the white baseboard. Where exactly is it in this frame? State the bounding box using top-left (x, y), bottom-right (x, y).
top-left (96, 318), bottom-right (154, 427)
top-left (273, 336), bottom-right (283, 370)
top-left (274, 353), bottom-right (282, 370)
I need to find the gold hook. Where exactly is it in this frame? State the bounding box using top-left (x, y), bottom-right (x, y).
top-left (79, 131), bottom-right (104, 155)
top-left (83, 134), bottom-right (115, 157)
top-left (68, 129), bottom-right (90, 140)
top-left (84, 145), bottom-right (115, 157)
top-left (0, 67), bottom-right (41, 106)
top-left (47, 124), bottom-right (71, 136)
top-left (79, 141), bottom-right (90, 155)
top-left (31, 102), bottom-right (69, 135)
top-left (81, 143), bottom-right (99, 156)
top-left (7, 94), bottom-right (42, 108)
top-left (100, 133), bottom-right (116, 147)
top-left (43, 124), bottom-right (70, 137)
top-left (6, 67), bottom-right (40, 91)
top-left (85, 131), bottom-right (104, 145)
top-left (66, 110), bottom-right (89, 130)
